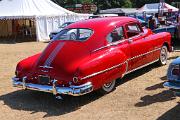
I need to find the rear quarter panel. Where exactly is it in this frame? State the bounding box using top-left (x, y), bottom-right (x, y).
top-left (77, 47), bottom-right (127, 90)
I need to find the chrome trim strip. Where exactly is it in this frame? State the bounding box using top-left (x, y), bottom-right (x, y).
top-left (40, 70), bottom-right (49, 73)
top-left (81, 61), bottom-right (126, 80)
top-left (39, 65), bottom-right (53, 69)
top-left (125, 59), bottom-right (159, 75)
top-left (81, 47), bottom-right (161, 80)
top-left (128, 48), bottom-right (161, 61)
top-left (22, 76), bottom-right (27, 90)
top-left (12, 77), bottom-right (93, 96)
top-left (44, 42), bottom-right (65, 66)
top-left (52, 79), bottom-right (57, 95)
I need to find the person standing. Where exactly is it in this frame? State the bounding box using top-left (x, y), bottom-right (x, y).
top-left (148, 16), bottom-right (156, 30)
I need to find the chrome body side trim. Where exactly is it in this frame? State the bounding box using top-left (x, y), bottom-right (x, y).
top-left (12, 77), bottom-right (93, 96)
top-left (128, 48), bottom-right (161, 61)
top-left (80, 61), bottom-right (126, 80)
top-left (39, 65), bottom-right (53, 69)
top-left (81, 47), bottom-right (161, 80)
top-left (125, 59), bottom-right (159, 75)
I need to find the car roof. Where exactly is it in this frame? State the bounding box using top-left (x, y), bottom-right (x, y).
top-left (67, 17), bottom-right (138, 32)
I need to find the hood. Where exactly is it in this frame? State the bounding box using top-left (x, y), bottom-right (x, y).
top-left (33, 40), bottom-right (90, 82)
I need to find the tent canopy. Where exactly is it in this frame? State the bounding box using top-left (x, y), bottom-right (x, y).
top-left (0, 0), bottom-right (76, 19)
top-left (0, 0), bottom-right (89, 41)
top-left (138, 3), bottom-right (179, 13)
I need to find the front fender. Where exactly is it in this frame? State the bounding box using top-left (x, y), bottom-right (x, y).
top-left (77, 47), bottom-right (128, 89)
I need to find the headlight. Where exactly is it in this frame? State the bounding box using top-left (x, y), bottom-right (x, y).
top-left (172, 66), bottom-right (180, 76)
top-left (167, 64), bottom-right (180, 81)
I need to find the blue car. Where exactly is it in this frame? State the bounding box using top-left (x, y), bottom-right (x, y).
top-left (164, 57), bottom-right (180, 96)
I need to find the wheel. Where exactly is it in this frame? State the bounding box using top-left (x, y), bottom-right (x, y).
top-left (158, 45), bottom-right (168, 65)
top-left (99, 80), bottom-right (116, 94)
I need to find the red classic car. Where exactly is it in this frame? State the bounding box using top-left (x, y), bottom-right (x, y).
top-left (12, 17), bottom-right (172, 98)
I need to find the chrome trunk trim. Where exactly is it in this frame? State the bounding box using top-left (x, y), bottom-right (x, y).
top-left (39, 65), bottom-right (53, 69)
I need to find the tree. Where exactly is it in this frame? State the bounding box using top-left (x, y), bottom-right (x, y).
top-left (51, 0), bottom-right (180, 10)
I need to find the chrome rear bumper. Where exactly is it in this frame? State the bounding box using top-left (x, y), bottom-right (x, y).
top-left (12, 77), bottom-right (93, 96)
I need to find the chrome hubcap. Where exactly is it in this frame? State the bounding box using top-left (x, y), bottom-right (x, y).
top-left (160, 47), bottom-right (167, 64)
top-left (103, 82), bottom-right (113, 88)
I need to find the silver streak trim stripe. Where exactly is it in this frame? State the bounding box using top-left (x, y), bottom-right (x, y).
top-left (81, 47), bottom-right (161, 80)
top-left (44, 42), bottom-right (65, 66)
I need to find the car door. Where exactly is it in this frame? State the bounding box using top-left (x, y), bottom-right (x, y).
top-left (125, 23), bottom-right (154, 72)
top-left (106, 26), bottom-right (131, 75)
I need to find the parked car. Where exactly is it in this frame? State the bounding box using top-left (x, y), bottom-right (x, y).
top-left (163, 57), bottom-right (180, 96)
top-left (12, 17), bottom-right (172, 98)
top-left (49, 22), bottom-right (74, 39)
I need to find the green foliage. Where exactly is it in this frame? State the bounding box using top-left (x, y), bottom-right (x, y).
top-left (51, 0), bottom-right (180, 10)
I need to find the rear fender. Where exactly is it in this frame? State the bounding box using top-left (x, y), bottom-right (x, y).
top-left (77, 47), bottom-right (127, 90)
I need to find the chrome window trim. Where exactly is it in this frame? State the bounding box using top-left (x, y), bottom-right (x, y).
top-left (53, 28), bottom-right (94, 42)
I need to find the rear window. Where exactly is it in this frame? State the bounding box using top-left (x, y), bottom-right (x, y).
top-left (53, 28), bottom-right (93, 41)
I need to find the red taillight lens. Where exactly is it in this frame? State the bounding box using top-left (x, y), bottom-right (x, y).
top-left (172, 68), bottom-right (180, 76)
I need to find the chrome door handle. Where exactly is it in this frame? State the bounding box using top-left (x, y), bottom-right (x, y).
top-left (128, 38), bottom-right (133, 43)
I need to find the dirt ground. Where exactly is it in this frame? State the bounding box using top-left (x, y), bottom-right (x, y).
top-left (0, 41), bottom-right (180, 120)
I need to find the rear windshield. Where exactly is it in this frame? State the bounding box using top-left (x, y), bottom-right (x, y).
top-left (53, 28), bottom-right (93, 41)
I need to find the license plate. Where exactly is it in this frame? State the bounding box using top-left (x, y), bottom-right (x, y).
top-left (38, 75), bottom-right (50, 84)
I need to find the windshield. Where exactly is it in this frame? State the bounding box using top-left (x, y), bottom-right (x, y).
top-left (53, 28), bottom-right (93, 41)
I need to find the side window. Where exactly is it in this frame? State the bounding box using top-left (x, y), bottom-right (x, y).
top-left (126, 23), bottom-right (142, 38)
top-left (107, 26), bottom-right (125, 43)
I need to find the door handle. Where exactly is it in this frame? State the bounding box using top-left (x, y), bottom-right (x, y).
top-left (128, 38), bottom-right (133, 43)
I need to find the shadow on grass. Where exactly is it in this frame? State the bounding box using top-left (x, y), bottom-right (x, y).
top-left (157, 102), bottom-right (180, 120)
top-left (0, 90), bottom-right (103, 117)
top-left (145, 82), bottom-right (164, 91)
top-left (135, 90), bottom-right (175, 107)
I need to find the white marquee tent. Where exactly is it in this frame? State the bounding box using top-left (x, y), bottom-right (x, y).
top-left (138, 3), bottom-right (179, 13)
top-left (0, 0), bottom-right (90, 41)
